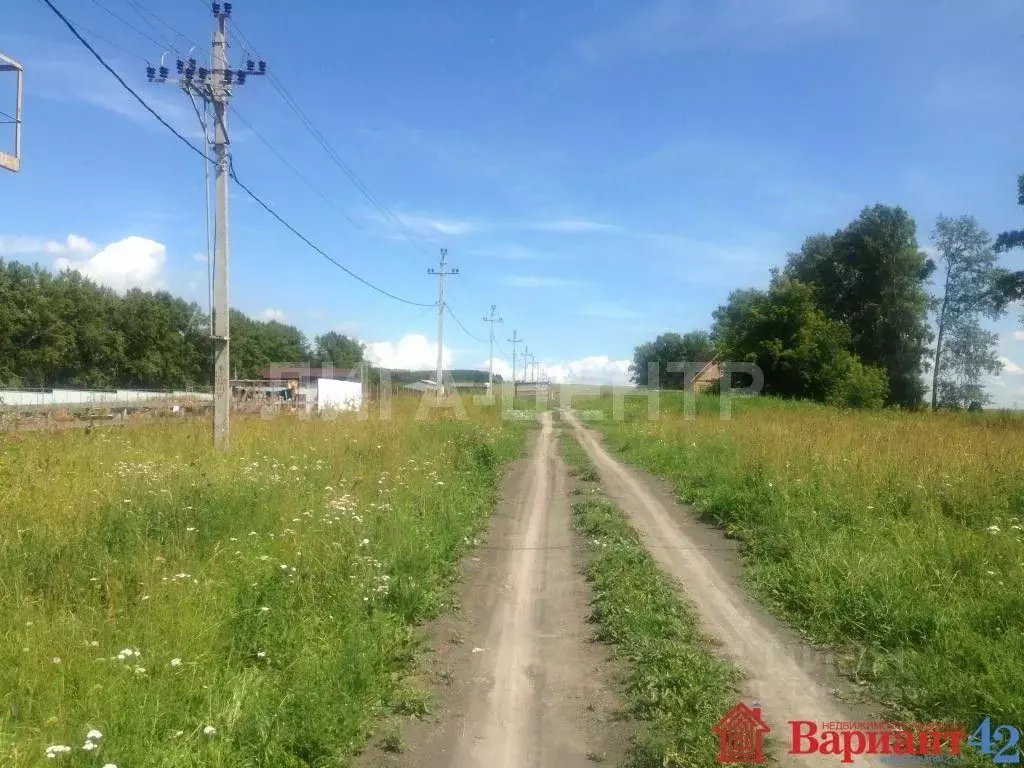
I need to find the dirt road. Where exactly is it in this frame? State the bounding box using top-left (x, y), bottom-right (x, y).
top-left (565, 410), bottom-right (884, 767)
top-left (364, 411), bottom-right (629, 768)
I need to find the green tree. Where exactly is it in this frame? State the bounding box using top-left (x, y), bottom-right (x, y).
top-left (314, 331), bottom-right (364, 368)
top-left (786, 205), bottom-right (933, 407)
top-left (712, 274), bottom-right (888, 408)
top-left (935, 318), bottom-right (1002, 408)
top-left (115, 290), bottom-right (209, 388)
top-left (930, 215), bottom-right (1004, 408)
top-left (629, 330), bottom-right (716, 388)
top-left (230, 311), bottom-right (311, 379)
top-left (993, 174), bottom-right (1024, 322)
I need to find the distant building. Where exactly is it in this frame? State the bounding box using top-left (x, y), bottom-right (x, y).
top-left (257, 364), bottom-right (361, 385)
top-left (693, 356), bottom-right (723, 393)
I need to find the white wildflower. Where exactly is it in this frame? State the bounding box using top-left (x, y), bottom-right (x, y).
top-left (203, 725), bottom-right (217, 737)
top-left (52, 657), bottom-right (61, 664)
top-left (45, 744), bottom-right (72, 758)
top-left (86, 729), bottom-right (102, 741)
top-left (81, 741), bottom-right (97, 752)
top-left (170, 658), bottom-right (182, 667)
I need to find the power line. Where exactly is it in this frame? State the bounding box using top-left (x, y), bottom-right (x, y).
top-left (229, 105), bottom-right (365, 231)
top-left (44, 0), bottom-right (212, 164)
top-left (124, 0), bottom-right (180, 53)
top-left (126, 0), bottom-right (204, 53)
top-left (446, 304), bottom-right (488, 345)
top-left (59, 14), bottom-right (151, 63)
top-left (42, 0), bottom-right (437, 310)
top-left (223, 20), bottom-right (436, 256)
top-left (231, 166), bottom-right (435, 307)
top-left (83, 0), bottom-right (172, 52)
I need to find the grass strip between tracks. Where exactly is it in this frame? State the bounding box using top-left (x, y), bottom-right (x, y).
top-left (559, 424), bottom-right (751, 768)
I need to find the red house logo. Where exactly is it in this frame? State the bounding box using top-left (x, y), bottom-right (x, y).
top-left (713, 702), bottom-right (771, 763)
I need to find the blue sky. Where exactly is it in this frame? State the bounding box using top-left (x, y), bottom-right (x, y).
top-left (2, 0), bottom-right (1023, 401)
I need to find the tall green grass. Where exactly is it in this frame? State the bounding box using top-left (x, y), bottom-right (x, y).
top-left (560, 430), bottom-right (743, 768)
top-left (577, 393), bottom-right (1024, 727)
top-left (0, 401), bottom-right (522, 767)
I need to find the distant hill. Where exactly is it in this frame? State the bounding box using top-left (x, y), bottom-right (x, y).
top-left (373, 368), bottom-right (500, 385)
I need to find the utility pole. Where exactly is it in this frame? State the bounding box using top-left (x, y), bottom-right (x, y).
top-left (428, 248), bottom-right (458, 399)
top-left (147, 2), bottom-right (266, 450)
top-left (483, 304), bottom-right (503, 393)
top-left (507, 330), bottom-right (521, 400)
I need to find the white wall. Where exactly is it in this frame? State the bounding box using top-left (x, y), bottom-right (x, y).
top-left (317, 379), bottom-right (362, 413)
top-left (0, 389), bottom-right (213, 407)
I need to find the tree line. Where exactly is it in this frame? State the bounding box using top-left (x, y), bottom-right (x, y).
top-left (0, 259), bottom-right (365, 390)
top-left (632, 177), bottom-right (1024, 409)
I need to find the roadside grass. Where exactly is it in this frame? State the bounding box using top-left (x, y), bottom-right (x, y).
top-left (572, 392), bottom-right (1024, 730)
top-left (0, 398), bottom-right (523, 767)
top-left (559, 428), bottom-right (746, 768)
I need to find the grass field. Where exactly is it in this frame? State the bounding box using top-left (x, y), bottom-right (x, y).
top-left (559, 425), bottom-right (743, 768)
top-left (573, 393), bottom-right (1024, 729)
top-left (0, 401), bottom-right (523, 767)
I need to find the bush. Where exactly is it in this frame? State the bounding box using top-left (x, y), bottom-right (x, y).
top-left (825, 352), bottom-right (888, 409)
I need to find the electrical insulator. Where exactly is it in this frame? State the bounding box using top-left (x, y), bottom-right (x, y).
top-left (224, 2), bottom-right (232, 16)
top-left (176, 58), bottom-right (184, 73)
top-left (224, 69), bottom-right (233, 85)
top-left (237, 71), bottom-right (247, 85)
top-left (184, 69), bottom-right (194, 82)
top-left (258, 60), bottom-right (267, 74)
top-left (196, 67), bottom-right (207, 81)
top-left (212, 2), bottom-right (220, 14)
top-left (159, 65), bottom-right (169, 79)
top-left (246, 59), bottom-right (255, 72)
top-left (146, 65), bottom-right (156, 80)
top-left (188, 58), bottom-right (197, 70)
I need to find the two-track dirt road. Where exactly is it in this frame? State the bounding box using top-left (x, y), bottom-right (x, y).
top-left (364, 410), bottom-right (881, 767)
top-left (362, 411), bottom-right (630, 768)
top-left (563, 410), bottom-right (884, 768)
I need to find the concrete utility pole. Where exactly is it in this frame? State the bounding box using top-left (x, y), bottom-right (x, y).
top-left (428, 248), bottom-right (458, 399)
top-left (483, 304), bottom-right (503, 393)
top-left (147, 2), bottom-right (266, 450)
top-left (507, 330), bottom-right (521, 399)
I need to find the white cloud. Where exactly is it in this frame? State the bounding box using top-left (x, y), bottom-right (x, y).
top-left (192, 252), bottom-right (209, 263)
top-left (369, 211), bottom-right (478, 238)
top-left (476, 358), bottom-right (513, 380)
top-left (365, 334), bottom-right (452, 371)
top-left (533, 219), bottom-right (620, 233)
top-left (55, 236), bottom-right (167, 292)
top-left (0, 234), bottom-right (96, 256)
top-left (577, 302), bottom-right (645, 320)
top-left (999, 356), bottom-right (1024, 376)
top-left (544, 356), bottom-right (632, 385)
top-left (471, 243), bottom-right (551, 260)
top-left (575, 0), bottom-right (856, 63)
top-left (1014, 330), bottom-right (1024, 341)
top-left (263, 308), bottom-right (286, 322)
top-left (504, 275), bottom-right (591, 289)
